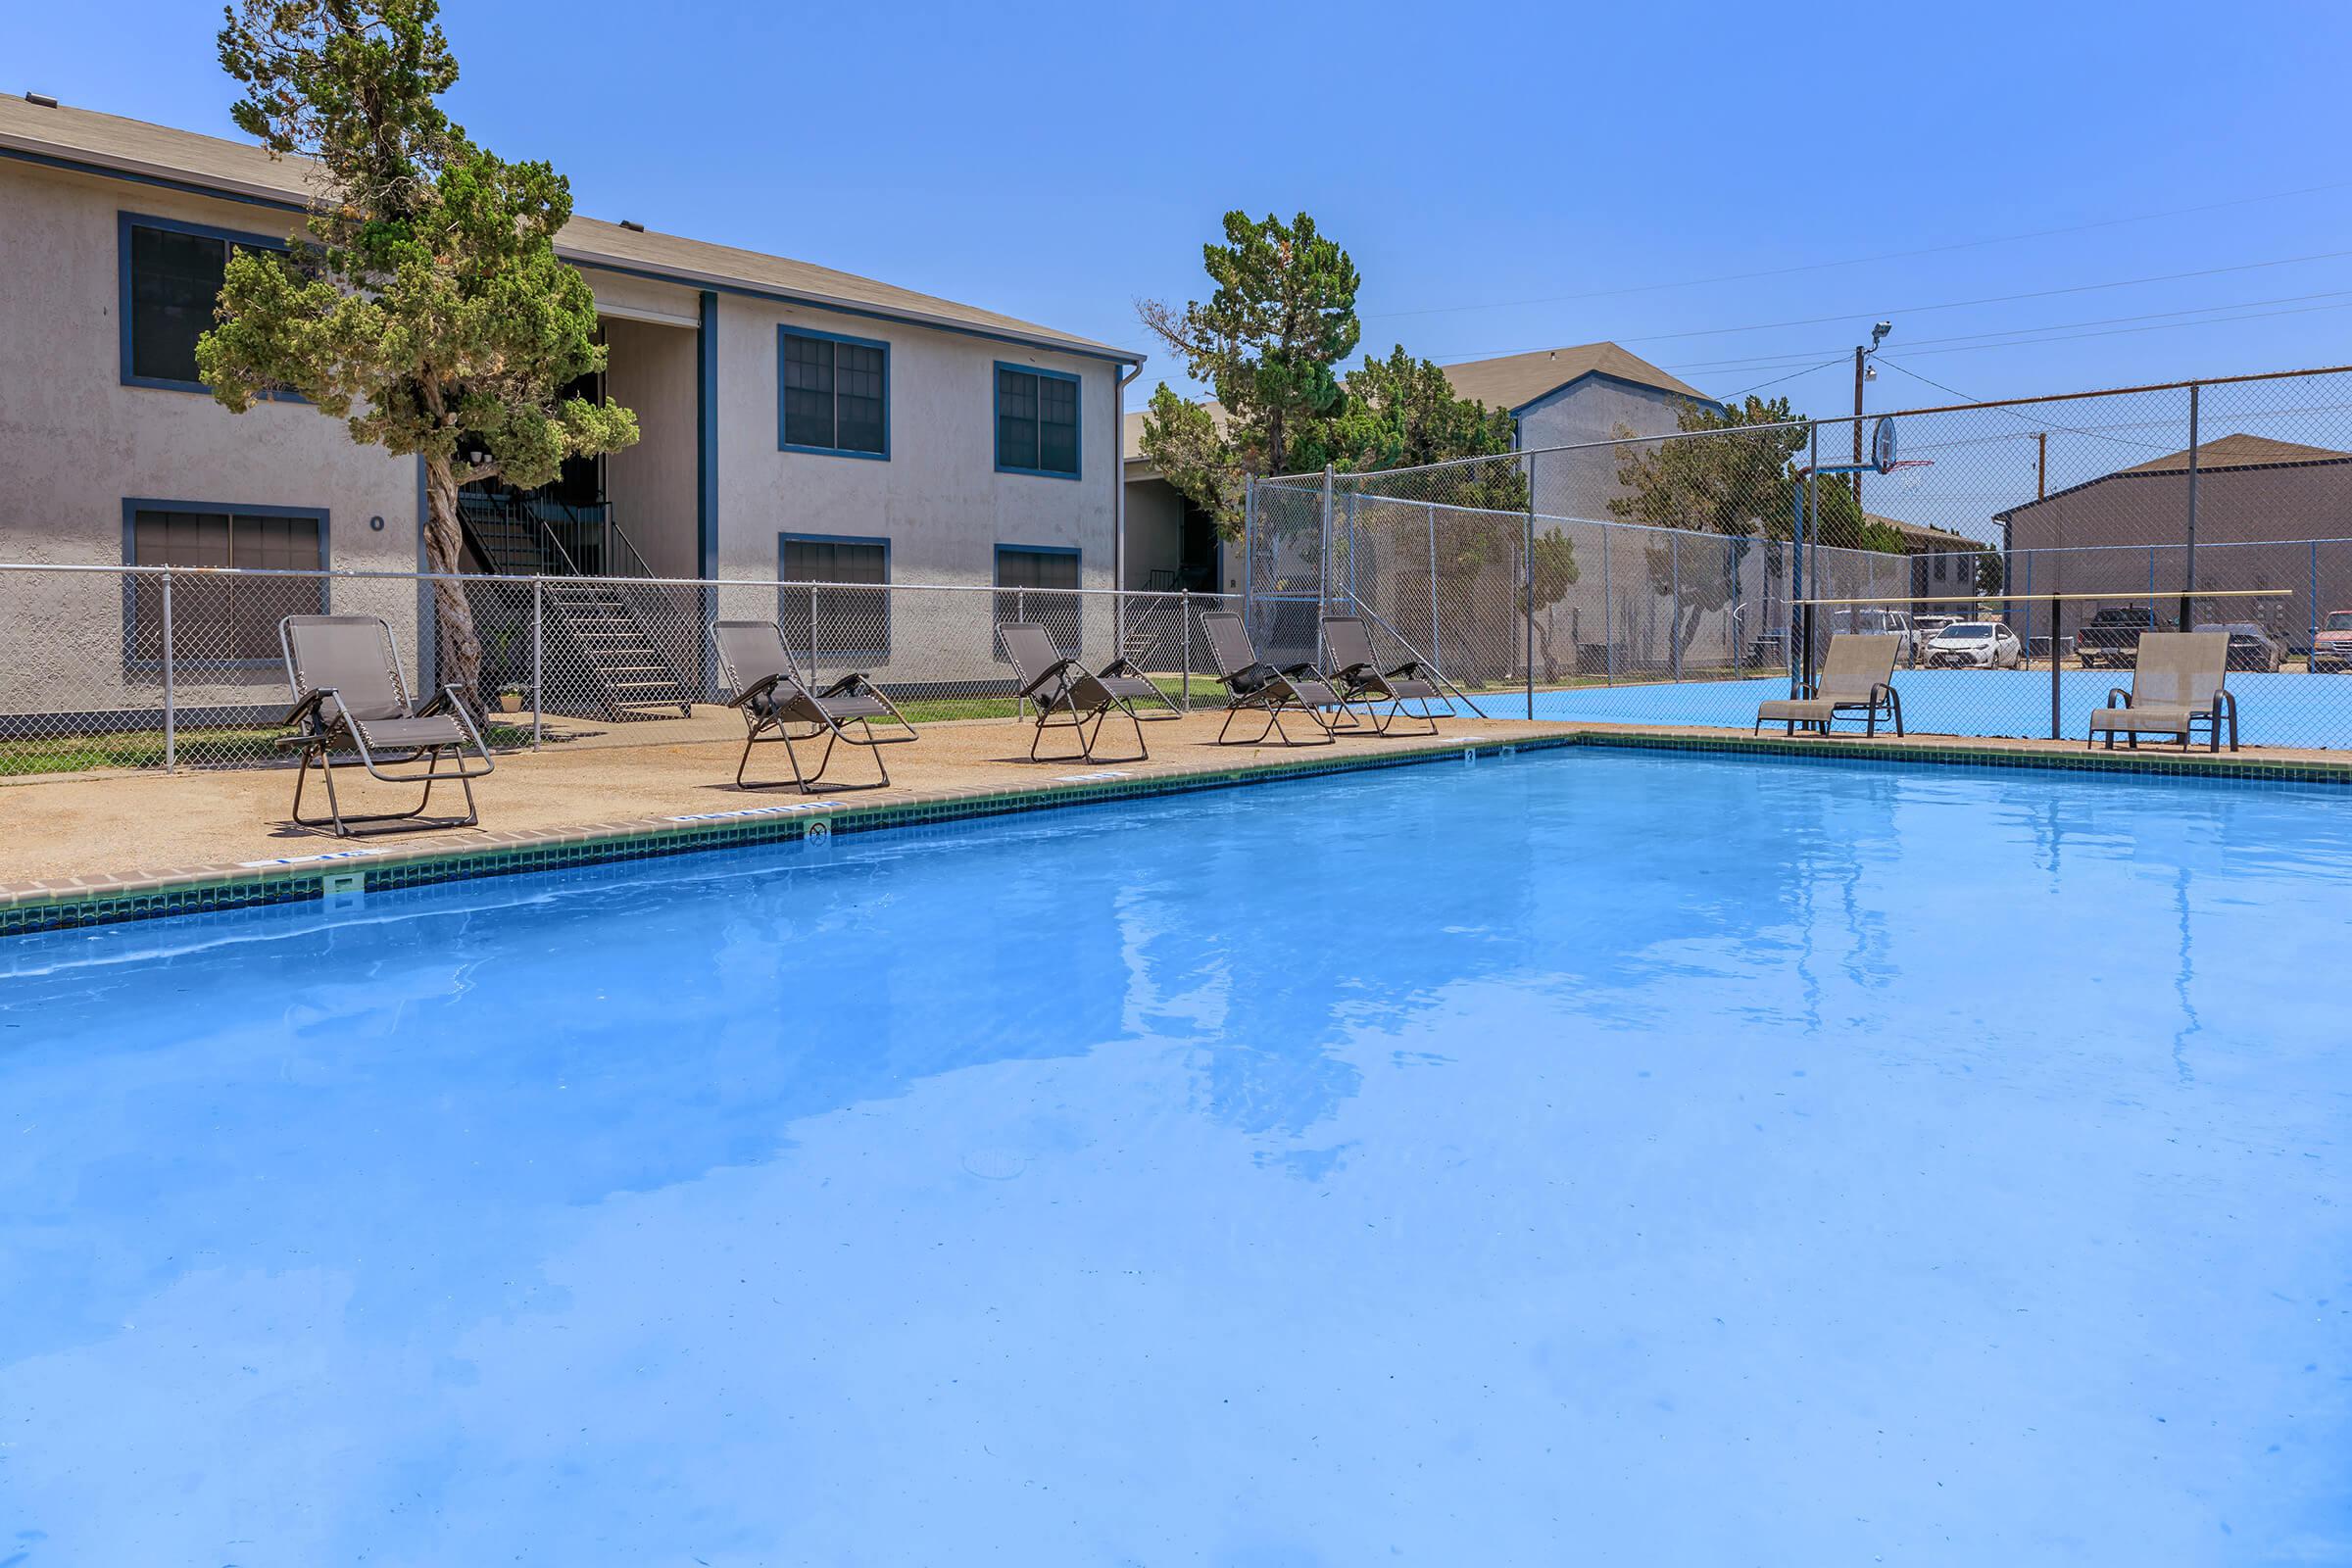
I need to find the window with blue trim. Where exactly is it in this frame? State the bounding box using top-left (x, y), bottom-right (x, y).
top-left (122, 216), bottom-right (287, 392)
top-left (127, 504), bottom-right (325, 664)
top-left (995, 366), bottom-right (1080, 476)
top-left (780, 533), bottom-right (890, 662)
top-left (779, 329), bottom-right (888, 457)
top-left (994, 544), bottom-right (1082, 657)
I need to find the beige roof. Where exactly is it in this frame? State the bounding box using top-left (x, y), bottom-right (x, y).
top-left (1997, 430), bottom-right (2352, 518)
top-left (1871, 513), bottom-right (1989, 552)
top-left (0, 93), bottom-right (1141, 363)
top-left (2111, 431), bottom-right (2349, 475)
top-left (1438, 342), bottom-right (1710, 410)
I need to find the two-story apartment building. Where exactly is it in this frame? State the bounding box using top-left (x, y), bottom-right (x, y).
top-left (0, 93), bottom-right (1142, 715)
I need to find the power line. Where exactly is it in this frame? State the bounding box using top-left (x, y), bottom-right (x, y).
top-left (1435, 247), bottom-right (2352, 365)
top-left (1659, 285), bottom-right (2352, 375)
top-left (1724, 356), bottom-right (1850, 399)
top-left (1365, 179), bottom-right (2352, 322)
top-left (1868, 359), bottom-right (2174, 454)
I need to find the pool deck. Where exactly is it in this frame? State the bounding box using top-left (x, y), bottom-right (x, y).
top-left (4, 712), bottom-right (2349, 935)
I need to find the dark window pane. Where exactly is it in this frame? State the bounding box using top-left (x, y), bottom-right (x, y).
top-left (782, 333), bottom-right (836, 450)
top-left (127, 508), bottom-right (320, 662)
top-left (995, 547), bottom-right (1081, 656)
top-left (129, 224), bottom-right (227, 383)
top-left (1037, 374), bottom-right (1079, 474)
top-left (997, 368), bottom-right (1039, 470)
top-left (781, 536), bottom-right (889, 659)
top-left (835, 341), bottom-right (885, 454)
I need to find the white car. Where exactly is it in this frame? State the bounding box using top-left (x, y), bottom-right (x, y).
top-left (1926, 620), bottom-right (2024, 668)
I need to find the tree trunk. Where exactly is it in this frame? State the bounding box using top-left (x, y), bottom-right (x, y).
top-left (421, 453), bottom-right (484, 710)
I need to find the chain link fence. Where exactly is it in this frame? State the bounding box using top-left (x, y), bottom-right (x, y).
top-left (1247, 365), bottom-right (2352, 749)
top-left (0, 565), bottom-right (1243, 776)
top-left (12, 367), bottom-right (2352, 775)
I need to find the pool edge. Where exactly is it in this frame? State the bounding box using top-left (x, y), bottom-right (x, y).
top-left (7, 727), bottom-right (2346, 938)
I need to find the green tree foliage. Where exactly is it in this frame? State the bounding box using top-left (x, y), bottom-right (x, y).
top-left (197, 0), bottom-right (638, 702)
top-left (1616, 394), bottom-right (1923, 658)
top-left (1323, 348), bottom-right (1516, 473)
top-left (1974, 549), bottom-right (2005, 596)
top-left (1526, 528), bottom-right (1581, 679)
top-left (1138, 211), bottom-right (1359, 506)
top-left (1137, 214), bottom-right (1514, 538)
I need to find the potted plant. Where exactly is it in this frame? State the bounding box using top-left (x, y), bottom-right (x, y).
top-left (497, 682), bottom-right (525, 714)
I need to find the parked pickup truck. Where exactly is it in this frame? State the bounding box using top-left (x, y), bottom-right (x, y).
top-left (2076, 606), bottom-right (2165, 668)
top-left (2313, 610), bottom-right (2352, 672)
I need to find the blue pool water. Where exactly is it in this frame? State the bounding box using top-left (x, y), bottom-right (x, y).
top-left (1498, 669), bottom-right (2352, 749)
top-left (4, 751), bottom-right (2350, 1565)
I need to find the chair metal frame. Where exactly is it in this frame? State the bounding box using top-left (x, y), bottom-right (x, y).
top-left (277, 615), bottom-right (494, 838)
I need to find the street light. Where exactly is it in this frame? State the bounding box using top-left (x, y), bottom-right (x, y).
top-left (1853, 321), bottom-right (1894, 499)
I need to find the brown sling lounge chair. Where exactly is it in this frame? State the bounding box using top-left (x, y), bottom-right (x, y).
top-left (711, 620), bottom-right (918, 791)
top-left (997, 620), bottom-right (1172, 763)
top-left (1321, 614), bottom-right (1446, 736)
top-left (1200, 611), bottom-right (1351, 747)
top-left (2087, 630), bottom-right (2236, 752)
top-left (1754, 633), bottom-right (1904, 737)
top-left (277, 614), bottom-right (495, 837)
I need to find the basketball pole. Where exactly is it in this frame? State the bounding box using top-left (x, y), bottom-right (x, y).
top-left (1791, 414), bottom-right (1907, 696)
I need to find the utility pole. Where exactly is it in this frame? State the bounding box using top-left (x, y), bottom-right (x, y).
top-left (1850, 321), bottom-right (1893, 516)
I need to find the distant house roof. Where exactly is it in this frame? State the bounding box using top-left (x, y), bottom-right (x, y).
top-left (0, 94), bottom-right (1142, 364)
top-left (1121, 342), bottom-right (1709, 470)
top-left (1871, 513), bottom-right (1988, 554)
top-left (1996, 431), bottom-right (2352, 519)
top-left (1438, 342), bottom-right (1712, 412)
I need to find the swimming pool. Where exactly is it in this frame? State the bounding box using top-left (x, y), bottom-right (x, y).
top-left (1506, 669), bottom-right (2352, 749)
top-left (4, 750), bottom-right (2348, 1564)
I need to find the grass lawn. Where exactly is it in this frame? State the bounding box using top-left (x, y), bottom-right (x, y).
top-left (0, 723), bottom-right (540, 778)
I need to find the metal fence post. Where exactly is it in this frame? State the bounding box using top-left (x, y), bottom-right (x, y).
top-left (2311, 540), bottom-right (2321, 659)
top-left (2183, 382), bottom-right (2201, 629)
top-left (1670, 532), bottom-right (1683, 683)
top-left (1319, 465), bottom-right (1335, 616)
top-left (1601, 517), bottom-right (1614, 687)
top-left (1525, 453), bottom-right (1538, 717)
top-left (1426, 502), bottom-right (1443, 680)
top-left (1180, 588), bottom-right (1191, 712)
top-left (1243, 478), bottom-right (1256, 636)
top-left (2049, 590), bottom-right (2062, 741)
top-left (161, 567), bottom-right (175, 773)
top-left (530, 576), bottom-right (544, 750)
top-left (808, 581), bottom-right (822, 691)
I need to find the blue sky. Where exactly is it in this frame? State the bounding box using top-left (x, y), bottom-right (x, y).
top-left (16, 0), bottom-right (2352, 421)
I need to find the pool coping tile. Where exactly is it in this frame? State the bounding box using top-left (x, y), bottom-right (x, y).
top-left (4, 725), bottom-right (2346, 938)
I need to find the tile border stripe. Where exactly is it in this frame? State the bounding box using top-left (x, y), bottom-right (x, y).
top-left (4, 727), bottom-right (2345, 938)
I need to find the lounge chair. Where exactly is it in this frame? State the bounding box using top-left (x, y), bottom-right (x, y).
top-left (1753, 633), bottom-right (1904, 737)
top-left (997, 620), bottom-right (1173, 763)
top-left (1200, 611), bottom-right (1352, 746)
top-left (277, 613), bottom-right (494, 837)
top-left (2087, 630), bottom-right (2236, 752)
top-left (1322, 614), bottom-right (1446, 736)
top-left (711, 620), bottom-right (918, 791)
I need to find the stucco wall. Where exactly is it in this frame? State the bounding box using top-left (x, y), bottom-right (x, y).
top-left (0, 160), bottom-right (421, 718)
top-left (711, 293), bottom-right (1120, 676)
top-left (2005, 464), bottom-right (2352, 641)
top-left (0, 158), bottom-right (1129, 712)
top-left (1122, 474), bottom-right (1186, 588)
top-left (600, 313), bottom-right (700, 579)
top-left (1517, 376), bottom-right (1699, 522)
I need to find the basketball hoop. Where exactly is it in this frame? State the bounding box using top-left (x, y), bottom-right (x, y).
top-left (1871, 415), bottom-right (1898, 474)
